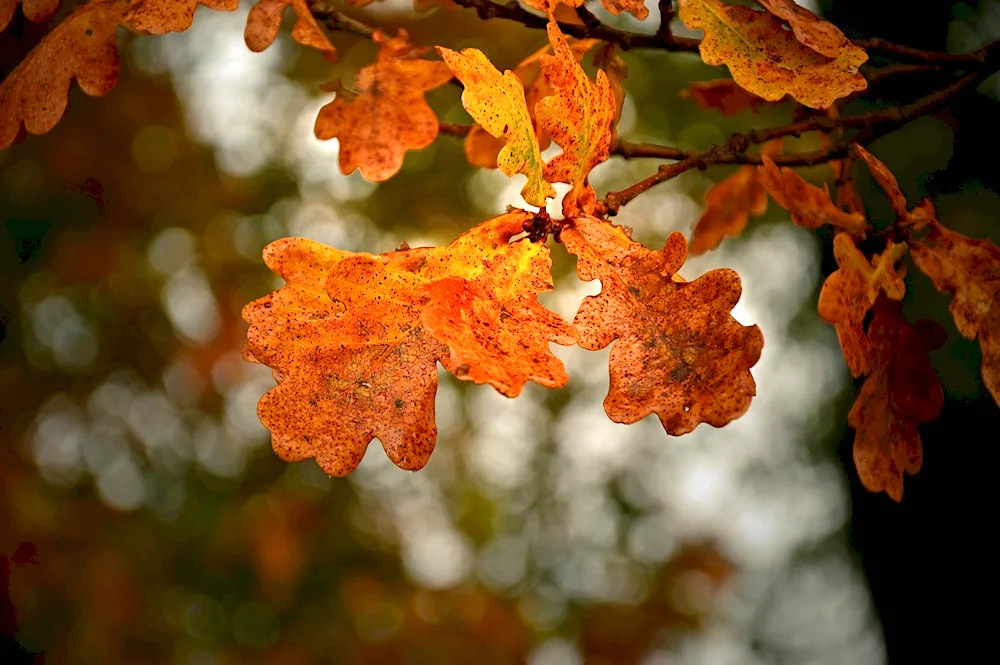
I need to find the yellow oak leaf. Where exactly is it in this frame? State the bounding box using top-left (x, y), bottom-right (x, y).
top-left (678, 0), bottom-right (867, 109)
top-left (438, 45), bottom-right (555, 206)
top-left (536, 20), bottom-right (617, 217)
top-left (315, 30), bottom-right (453, 182)
top-left (562, 215), bottom-right (763, 435)
top-left (759, 154), bottom-right (868, 237)
top-left (910, 221), bottom-right (1000, 407)
top-left (818, 234), bottom-right (907, 377)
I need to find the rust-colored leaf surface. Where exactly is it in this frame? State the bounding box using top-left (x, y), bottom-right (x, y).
top-left (851, 144), bottom-right (937, 233)
top-left (121, 0), bottom-right (238, 35)
top-left (536, 19), bottom-right (617, 217)
top-left (757, 0), bottom-right (847, 58)
top-left (679, 78), bottom-right (773, 117)
top-left (678, 0), bottom-right (867, 109)
top-left (562, 215), bottom-right (763, 435)
top-left (315, 30), bottom-right (452, 182)
top-left (438, 43), bottom-right (555, 206)
top-left (0, 0), bottom-right (122, 150)
top-left (818, 234), bottom-right (907, 377)
top-left (1, 0), bottom-right (59, 32)
top-left (244, 0), bottom-right (335, 55)
top-left (849, 299), bottom-right (943, 501)
top-left (759, 154), bottom-right (868, 237)
top-left (243, 211), bottom-right (573, 475)
top-left (910, 221), bottom-right (1000, 407)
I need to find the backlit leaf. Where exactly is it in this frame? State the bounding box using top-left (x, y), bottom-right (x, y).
top-left (679, 78), bottom-right (773, 117)
top-left (759, 154), bottom-right (868, 237)
top-left (849, 299), bottom-right (943, 501)
top-left (1, 0), bottom-right (60, 32)
top-left (244, 0), bottom-right (335, 55)
top-left (243, 211), bottom-right (573, 475)
top-left (562, 215), bottom-right (763, 435)
top-left (121, 0), bottom-right (238, 35)
top-left (678, 0), bottom-right (867, 109)
top-left (910, 221), bottom-right (1000, 407)
top-left (438, 44), bottom-right (555, 206)
top-left (818, 234), bottom-right (907, 377)
top-left (315, 30), bottom-right (453, 182)
top-left (688, 165), bottom-right (768, 255)
top-left (598, 0), bottom-right (648, 20)
top-left (535, 20), bottom-right (617, 217)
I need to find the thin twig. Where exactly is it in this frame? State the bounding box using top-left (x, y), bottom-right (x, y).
top-left (306, 0), bottom-right (376, 39)
top-left (439, 122), bottom-right (473, 137)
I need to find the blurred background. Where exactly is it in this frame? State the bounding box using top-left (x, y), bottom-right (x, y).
top-left (1, 1), bottom-right (998, 663)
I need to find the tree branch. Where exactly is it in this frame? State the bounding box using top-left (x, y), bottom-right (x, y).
top-left (306, 0), bottom-right (376, 40)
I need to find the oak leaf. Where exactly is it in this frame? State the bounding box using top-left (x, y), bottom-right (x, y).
top-left (1, 0), bottom-right (59, 32)
top-left (315, 30), bottom-right (453, 182)
top-left (244, 0), bottom-right (335, 55)
top-left (243, 211), bottom-right (573, 475)
top-left (463, 35), bottom-right (600, 169)
top-left (677, 0), bottom-right (867, 109)
top-left (0, 0), bottom-right (122, 150)
top-left (849, 299), bottom-right (943, 501)
top-left (679, 79), bottom-right (772, 117)
top-left (121, 0), bottom-right (238, 35)
top-left (757, 0), bottom-right (847, 58)
top-left (818, 234), bottom-right (907, 377)
top-left (562, 215), bottom-right (763, 435)
top-left (688, 165), bottom-right (768, 255)
top-left (438, 44), bottom-right (555, 206)
top-left (597, 0), bottom-right (648, 20)
top-left (851, 144), bottom-right (937, 232)
top-left (759, 154), bottom-right (868, 237)
top-left (535, 20), bottom-right (617, 217)
top-left (910, 221), bottom-right (1000, 407)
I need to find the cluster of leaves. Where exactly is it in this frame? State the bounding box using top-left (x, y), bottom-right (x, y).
top-left (3, 0), bottom-right (999, 502)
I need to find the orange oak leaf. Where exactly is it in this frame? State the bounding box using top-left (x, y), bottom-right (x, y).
top-left (1, 0), bottom-right (59, 32)
top-left (849, 299), bottom-right (943, 501)
top-left (818, 233), bottom-right (907, 377)
top-left (592, 43), bottom-right (628, 128)
top-left (851, 144), bottom-right (938, 233)
top-left (244, 0), bottom-right (335, 55)
top-left (562, 215), bottom-right (763, 435)
top-left (243, 211), bottom-right (573, 475)
top-left (315, 30), bottom-right (453, 182)
top-left (420, 211), bottom-right (576, 397)
top-left (438, 44), bottom-right (555, 206)
top-left (0, 0), bottom-right (122, 150)
top-left (678, 0), bottom-right (867, 109)
top-left (757, 0), bottom-right (848, 58)
top-left (121, 0), bottom-right (238, 35)
top-left (910, 221), bottom-right (1000, 407)
top-left (689, 166), bottom-right (768, 255)
top-left (759, 154), bottom-right (868, 237)
top-left (463, 35), bottom-right (600, 169)
top-left (679, 79), bottom-right (773, 117)
top-left (536, 19), bottom-right (616, 217)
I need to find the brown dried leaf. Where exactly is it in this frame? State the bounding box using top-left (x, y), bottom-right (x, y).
top-left (759, 154), bottom-right (868, 237)
top-left (315, 30), bottom-right (453, 182)
top-left (678, 0), bottom-right (867, 109)
top-left (1, 0), bottom-right (60, 32)
top-left (849, 299), bottom-right (943, 501)
top-left (0, 0), bottom-right (122, 150)
top-left (536, 19), bottom-right (616, 217)
top-left (851, 144), bottom-right (938, 233)
top-left (818, 234), bottom-right (907, 377)
top-left (910, 221), bottom-right (1000, 407)
top-left (562, 215), bottom-right (763, 435)
top-left (679, 78), bottom-right (773, 117)
top-left (243, 212), bottom-right (573, 475)
top-left (121, 0), bottom-right (238, 35)
top-left (244, 0), bottom-right (335, 55)
top-left (757, 0), bottom-right (848, 58)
